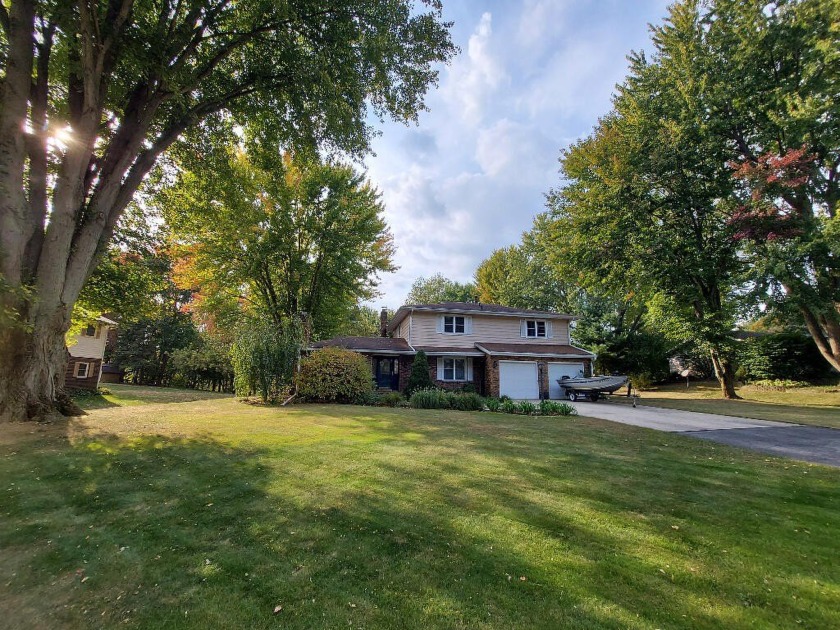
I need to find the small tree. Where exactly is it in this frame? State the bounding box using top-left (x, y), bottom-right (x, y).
top-left (405, 351), bottom-right (434, 396)
top-left (230, 320), bottom-right (301, 402)
top-left (296, 348), bottom-right (373, 403)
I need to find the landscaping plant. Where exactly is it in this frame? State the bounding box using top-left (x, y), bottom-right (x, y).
top-left (405, 351), bottom-right (435, 396)
top-left (296, 347), bottom-right (374, 404)
top-left (230, 319), bottom-right (301, 403)
top-left (378, 392), bottom-right (405, 407)
top-left (517, 401), bottom-right (538, 416)
top-left (448, 392), bottom-right (485, 411)
top-left (484, 398), bottom-right (502, 412)
top-left (409, 388), bottom-right (451, 409)
top-left (499, 399), bottom-right (519, 415)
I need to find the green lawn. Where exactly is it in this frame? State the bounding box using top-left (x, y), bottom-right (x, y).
top-left (78, 383), bottom-right (232, 409)
top-left (623, 380), bottom-right (840, 428)
top-left (2, 386), bottom-right (839, 629)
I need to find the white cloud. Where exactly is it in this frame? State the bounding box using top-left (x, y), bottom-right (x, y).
top-left (363, 1), bottom-right (672, 308)
top-left (441, 12), bottom-right (509, 125)
top-left (475, 118), bottom-right (556, 182)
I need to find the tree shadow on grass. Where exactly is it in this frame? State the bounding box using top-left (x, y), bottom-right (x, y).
top-left (1, 412), bottom-right (839, 629)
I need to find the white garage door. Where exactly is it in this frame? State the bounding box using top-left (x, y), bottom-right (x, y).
top-left (499, 361), bottom-right (539, 399)
top-left (548, 363), bottom-right (585, 399)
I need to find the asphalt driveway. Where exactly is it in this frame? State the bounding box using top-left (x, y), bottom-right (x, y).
top-left (572, 401), bottom-right (840, 467)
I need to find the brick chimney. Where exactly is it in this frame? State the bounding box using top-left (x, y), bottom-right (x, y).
top-left (379, 307), bottom-right (389, 337)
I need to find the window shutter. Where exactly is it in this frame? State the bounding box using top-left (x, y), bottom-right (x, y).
top-left (546, 321), bottom-right (553, 338)
top-left (466, 358), bottom-right (473, 381)
top-left (465, 317), bottom-right (473, 334)
top-left (94, 325), bottom-right (101, 339)
top-left (520, 320), bottom-right (527, 337)
top-left (436, 357), bottom-right (444, 380)
top-left (436, 316), bottom-right (444, 333)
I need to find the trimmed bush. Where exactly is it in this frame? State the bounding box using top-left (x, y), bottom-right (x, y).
top-left (296, 347), bottom-right (374, 403)
top-left (378, 391), bottom-right (405, 407)
top-left (405, 350), bottom-right (434, 396)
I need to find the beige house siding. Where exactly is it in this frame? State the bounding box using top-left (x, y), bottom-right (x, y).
top-left (398, 318), bottom-right (411, 344)
top-left (405, 311), bottom-right (570, 348)
top-left (67, 324), bottom-right (109, 359)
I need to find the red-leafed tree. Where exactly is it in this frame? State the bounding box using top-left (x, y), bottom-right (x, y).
top-left (730, 147), bottom-right (839, 371)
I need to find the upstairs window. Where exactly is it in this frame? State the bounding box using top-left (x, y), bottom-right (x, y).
top-left (525, 320), bottom-right (547, 338)
top-left (84, 324), bottom-right (96, 337)
top-left (443, 315), bottom-right (465, 334)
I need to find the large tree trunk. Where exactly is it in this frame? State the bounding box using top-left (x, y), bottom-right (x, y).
top-left (0, 300), bottom-right (80, 421)
top-left (710, 348), bottom-right (740, 400)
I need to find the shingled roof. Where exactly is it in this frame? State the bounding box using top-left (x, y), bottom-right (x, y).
top-left (310, 336), bottom-right (413, 353)
top-left (475, 342), bottom-right (595, 358)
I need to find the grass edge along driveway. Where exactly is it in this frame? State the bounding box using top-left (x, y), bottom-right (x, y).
top-left (2, 391), bottom-right (839, 629)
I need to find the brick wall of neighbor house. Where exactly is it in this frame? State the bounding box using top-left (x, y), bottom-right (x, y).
top-left (64, 357), bottom-right (102, 391)
top-left (423, 356), bottom-right (486, 395)
top-left (485, 356), bottom-right (592, 398)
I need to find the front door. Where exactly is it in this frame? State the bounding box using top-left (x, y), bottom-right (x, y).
top-left (375, 357), bottom-right (399, 390)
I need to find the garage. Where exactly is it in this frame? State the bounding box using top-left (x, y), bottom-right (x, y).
top-left (498, 361), bottom-right (539, 399)
top-left (548, 362), bottom-right (585, 399)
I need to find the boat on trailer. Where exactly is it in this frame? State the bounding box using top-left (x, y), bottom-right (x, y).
top-left (557, 375), bottom-right (629, 402)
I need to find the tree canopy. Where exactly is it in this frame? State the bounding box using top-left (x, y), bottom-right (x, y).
top-left (163, 148), bottom-right (395, 338)
top-left (405, 273), bottom-right (476, 305)
top-left (0, 0), bottom-right (454, 420)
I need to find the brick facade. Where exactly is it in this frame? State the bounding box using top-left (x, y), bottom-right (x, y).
top-left (425, 355), bottom-right (486, 395)
top-left (65, 357), bottom-right (102, 391)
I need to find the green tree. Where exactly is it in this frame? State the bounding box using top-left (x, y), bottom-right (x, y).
top-left (701, 0), bottom-right (840, 371)
top-left (164, 149), bottom-right (395, 338)
top-left (0, 0), bottom-right (455, 421)
top-left (545, 1), bottom-right (746, 398)
top-left (476, 223), bottom-right (671, 380)
top-left (334, 304), bottom-right (393, 338)
top-left (405, 273), bottom-right (476, 304)
top-left (230, 318), bottom-right (301, 402)
top-left (115, 312), bottom-right (199, 387)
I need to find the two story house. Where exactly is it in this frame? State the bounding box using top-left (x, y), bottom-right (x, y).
top-left (65, 315), bottom-right (117, 391)
top-left (312, 302), bottom-right (595, 399)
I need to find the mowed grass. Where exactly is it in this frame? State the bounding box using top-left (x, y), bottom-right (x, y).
top-left (625, 380), bottom-right (840, 428)
top-left (78, 383), bottom-right (232, 409)
top-left (1, 387), bottom-right (839, 629)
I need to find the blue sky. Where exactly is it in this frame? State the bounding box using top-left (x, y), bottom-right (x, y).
top-left (364, 0), bottom-right (671, 308)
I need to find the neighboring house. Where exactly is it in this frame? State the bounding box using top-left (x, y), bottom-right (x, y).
top-left (65, 315), bottom-right (118, 391)
top-left (312, 302), bottom-right (595, 399)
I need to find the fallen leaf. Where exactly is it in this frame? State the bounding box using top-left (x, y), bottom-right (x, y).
top-left (273, 605), bottom-right (282, 614)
